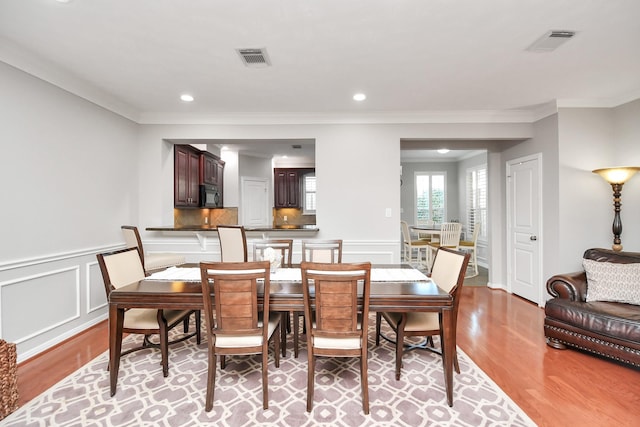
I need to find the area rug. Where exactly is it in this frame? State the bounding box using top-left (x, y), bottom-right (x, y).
top-left (5, 317), bottom-right (536, 427)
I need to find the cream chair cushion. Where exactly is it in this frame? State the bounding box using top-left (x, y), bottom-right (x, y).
top-left (215, 312), bottom-right (281, 348)
top-left (145, 253), bottom-right (186, 271)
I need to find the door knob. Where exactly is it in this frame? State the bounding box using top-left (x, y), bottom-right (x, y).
top-left (530, 236), bottom-right (537, 241)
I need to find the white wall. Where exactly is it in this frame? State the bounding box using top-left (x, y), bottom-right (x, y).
top-left (0, 62), bottom-right (138, 360)
top-left (17, 60), bottom-right (639, 362)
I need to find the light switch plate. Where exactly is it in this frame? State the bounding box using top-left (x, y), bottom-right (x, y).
top-left (385, 208), bottom-right (392, 218)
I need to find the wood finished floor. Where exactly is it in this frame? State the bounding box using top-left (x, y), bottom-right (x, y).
top-left (16, 285), bottom-right (640, 426)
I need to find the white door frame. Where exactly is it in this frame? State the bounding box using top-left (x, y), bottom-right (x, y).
top-left (506, 153), bottom-right (544, 306)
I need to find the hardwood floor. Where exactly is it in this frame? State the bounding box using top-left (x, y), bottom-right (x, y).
top-left (16, 287), bottom-right (640, 426)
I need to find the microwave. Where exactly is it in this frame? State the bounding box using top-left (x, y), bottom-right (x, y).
top-left (199, 184), bottom-right (222, 208)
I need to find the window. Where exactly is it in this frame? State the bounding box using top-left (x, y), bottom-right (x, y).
top-left (466, 165), bottom-right (487, 241)
top-left (303, 173), bottom-right (316, 214)
top-left (415, 172), bottom-right (446, 224)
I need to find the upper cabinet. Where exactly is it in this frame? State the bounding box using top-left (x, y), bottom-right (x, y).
top-left (199, 151), bottom-right (225, 188)
top-left (274, 167), bottom-right (314, 208)
top-left (174, 145), bottom-right (201, 207)
top-left (175, 145), bottom-right (225, 208)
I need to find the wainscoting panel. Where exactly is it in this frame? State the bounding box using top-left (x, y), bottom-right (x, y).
top-left (0, 245), bottom-right (119, 363)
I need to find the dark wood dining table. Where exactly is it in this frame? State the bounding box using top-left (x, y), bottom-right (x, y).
top-left (108, 264), bottom-right (458, 406)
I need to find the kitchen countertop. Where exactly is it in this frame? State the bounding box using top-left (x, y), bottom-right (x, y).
top-left (146, 225), bottom-right (319, 232)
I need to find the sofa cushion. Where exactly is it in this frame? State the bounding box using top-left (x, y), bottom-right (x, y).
top-left (545, 298), bottom-right (640, 343)
top-left (583, 258), bottom-right (640, 305)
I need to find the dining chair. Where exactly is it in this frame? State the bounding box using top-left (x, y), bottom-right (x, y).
top-left (253, 238), bottom-right (293, 357)
top-left (300, 261), bottom-right (372, 414)
top-left (97, 247), bottom-right (201, 377)
top-left (216, 225), bottom-right (248, 262)
top-left (426, 222), bottom-right (462, 270)
top-left (121, 225), bottom-right (186, 273)
top-left (401, 221), bottom-right (430, 268)
top-left (459, 223), bottom-right (480, 277)
top-left (199, 261), bottom-right (282, 411)
top-left (293, 239), bottom-right (343, 357)
top-left (375, 247), bottom-right (470, 380)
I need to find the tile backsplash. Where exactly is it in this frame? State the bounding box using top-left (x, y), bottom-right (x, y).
top-left (174, 208), bottom-right (238, 227)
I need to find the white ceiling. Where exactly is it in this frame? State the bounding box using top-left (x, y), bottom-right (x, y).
top-left (2, 0), bottom-right (639, 126)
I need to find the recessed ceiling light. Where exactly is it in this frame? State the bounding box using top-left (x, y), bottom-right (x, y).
top-left (437, 149), bottom-right (450, 154)
top-left (353, 93), bottom-right (366, 101)
top-left (180, 94), bottom-right (194, 102)
top-left (56, 0), bottom-right (72, 3)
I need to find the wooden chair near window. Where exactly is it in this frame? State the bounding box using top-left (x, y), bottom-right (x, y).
top-left (401, 221), bottom-right (430, 268)
top-left (375, 247), bottom-right (469, 380)
top-left (253, 238), bottom-right (293, 357)
top-left (97, 247), bottom-right (200, 378)
top-left (292, 239), bottom-right (343, 357)
top-left (300, 261), bottom-right (372, 414)
top-left (459, 223), bottom-right (480, 277)
top-left (426, 222), bottom-right (462, 270)
top-left (121, 225), bottom-right (185, 273)
top-left (216, 225), bottom-right (248, 262)
top-left (199, 261), bottom-right (282, 411)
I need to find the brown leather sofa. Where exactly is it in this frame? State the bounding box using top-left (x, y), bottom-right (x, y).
top-left (544, 248), bottom-right (640, 368)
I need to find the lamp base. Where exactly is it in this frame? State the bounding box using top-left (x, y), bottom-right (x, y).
top-left (612, 244), bottom-right (623, 252)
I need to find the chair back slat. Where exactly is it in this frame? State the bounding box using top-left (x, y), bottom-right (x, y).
top-left (199, 262), bottom-right (268, 337)
top-left (439, 223), bottom-right (462, 248)
top-left (301, 262), bottom-right (371, 340)
top-left (253, 239), bottom-right (293, 267)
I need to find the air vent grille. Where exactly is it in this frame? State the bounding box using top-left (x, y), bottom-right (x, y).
top-left (527, 30), bottom-right (577, 52)
top-left (236, 48), bottom-right (271, 68)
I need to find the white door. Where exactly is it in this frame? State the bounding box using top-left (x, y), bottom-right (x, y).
top-left (506, 155), bottom-right (542, 305)
top-left (241, 177), bottom-right (270, 226)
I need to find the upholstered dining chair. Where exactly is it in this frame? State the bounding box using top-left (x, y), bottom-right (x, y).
top-left (199, 261), bottom-right (282, 411)
top-left (426, 222), bottom-right (462, 270)
top-left (121, 225), bottom-right (186, 273)
top-left (293, 239), bottom-right (343, 357)
top-left (253, 238), bottom-right (293, 357)
top-left (401, 221), bottom-right (430, 268)
top-left (300, 261), bottom-right (372, 414)
top-left (216, 225), bottom-right (248, 262)
top-left (375, 247), bottom-right (469, 380)
top-left (97, 247), bottom-right (201, 377)
top-left (459, 223), bottom-right (480, 277)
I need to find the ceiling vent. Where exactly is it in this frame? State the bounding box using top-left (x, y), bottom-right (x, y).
top-left (292, 144), bottom-right (302, 149)
top-left (527, 30), bottom-right (577, 52)
top-left (236, 48), bottom-right (271, 68)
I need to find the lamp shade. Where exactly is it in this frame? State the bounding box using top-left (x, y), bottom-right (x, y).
top-left (592, 167), bottom-right (640, 184)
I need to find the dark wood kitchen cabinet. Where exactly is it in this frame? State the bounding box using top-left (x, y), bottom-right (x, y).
top-left (199, 151), bottom-right (225, 187)
top-left (174, 145), bottom-right (200, 207)
top-left (274, 168), bottom-right (314, 208)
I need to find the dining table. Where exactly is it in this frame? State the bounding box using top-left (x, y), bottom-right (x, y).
top-left (410, 224), bottom-right (441, 239)
top-left (108, 263), bottom-right (459, 406)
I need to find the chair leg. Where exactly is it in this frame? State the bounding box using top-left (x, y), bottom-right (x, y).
top-left (205, 348), bottom-right (217, 411)
top-left (262, 349), bottom-right (269, 409)
top-left (293, 312), bottom-right (300, 358)
top-left (195, 311), bottom-right (202, 345)
top-left (361, 346), bottom-right (369, 414)
top-left (280, 313), bottom-right (287, 358)
top-left (306, 351), bottom-right (315, 412)
top-left (274, 321), bottom-right (281, 368)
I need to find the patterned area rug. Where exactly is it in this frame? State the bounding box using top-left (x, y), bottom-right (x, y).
top-left (6, 317), bottom-right (535, 426)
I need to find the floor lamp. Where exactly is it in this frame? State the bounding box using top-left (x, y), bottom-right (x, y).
top-left (592, 166), bottom-right (640, 251)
